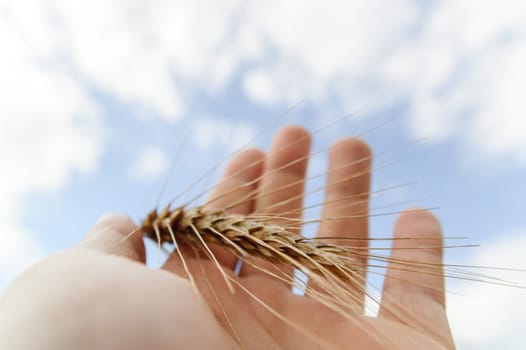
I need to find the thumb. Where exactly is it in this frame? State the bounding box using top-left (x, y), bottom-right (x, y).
top-left (80, 214), bottom-right (146, 263)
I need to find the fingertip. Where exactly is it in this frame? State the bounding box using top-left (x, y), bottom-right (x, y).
top-left (277, 124), bottom-right (311, 138)
top-left (325, 137), bottom-right (372, 200)
top-left (95, 213), bottom-right (136, 232)
top-left (381, 207), bottom-right (447, 313)
top-left (224, 148), bottom-right (265, 177)
top-left (269, 125), bottom-right (312, 176)
top-left (330, 137), bottom-right (372, 160)
top-left (395, 208), bottom-right (442, 237)
top-left (398, 207), bottom-right (438, 219)
top-left (239, 147), bottom-right (266, 162)
top-left (207, 147), bottom-right (265, 212)
top-left (82, 213), bottom-right (146, 263)
top-left (273, 125), bottom-right (312, 150)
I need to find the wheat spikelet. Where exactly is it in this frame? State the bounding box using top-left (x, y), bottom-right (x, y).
top-left (140, 205), bottom-right (355, 282)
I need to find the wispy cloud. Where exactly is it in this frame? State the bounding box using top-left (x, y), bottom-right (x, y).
top-left (240, 0), bottom-right (526, 164)
top-left (389, 1), bottom-right (526, 164)
top-left (128, 146), bottom-right (169, 182)
top-left (2, 0), bottom-right (525, 161)
top-left (447, 231), bottom-right (526, 350)
top-left (0, 86), bottom-right (103, 286)
top-left (0, 3), bottom-right (107, 280)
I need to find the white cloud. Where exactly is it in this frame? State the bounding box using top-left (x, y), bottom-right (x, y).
top-left (242, 0), bottom-right (418, 107)
top-left (406, 4), bottom-right (524, 161)
top-left (243, 68), bottom-right (278, 105)
top-left (4, 0), bottom-right (526, 163)
top-left (390, 1), bottom-right (526, 164)
top-left (447, 232), bottom-right (526, 350)
top-left (0, 5), bottom-right (104, 283)
top-left (0, 107), bottom-right (103, 284)
top-left (2, 0), bottom-right (254, 123)
top-left (129, 147), bottom-right (169, 182)
top-left (248, 1), bottom-right (417, 81)
top-left (239, 0), bottom-right (526, 164)
top-left (466, 44), bottom-right (526, 161)
top-left (0, 111), bottom-right (103, 284)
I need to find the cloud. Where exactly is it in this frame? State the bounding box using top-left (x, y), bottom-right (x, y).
top-left (2, 0), bottom-right (261, 123)
top-left (447, 232), bottom-right (526, 350)
top-left (0, 105), bottom-right (103, 285)
top-left (390, 1), bottom-right (526, 164)
top-left (0, 9), bottom-right (104, 283)
top-left (129, 147), bottom-right (169, 182)
top-left (0, 111), bottom-right (103, 285)
top-left (243, 68), bottom-right (278, 105)
top-left (4, 0), bottom-right (525, 163)
top-left (239, 0), bottom-right (526, 164)
top-left (242, 0), bottom-right (418, 106)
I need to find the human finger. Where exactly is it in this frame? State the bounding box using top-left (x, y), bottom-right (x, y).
top-left (379, 209), bottom-right (453, 347)
top-left (203, 148), bottom-right (265, 269)
top-left (309, 137), bottom-right (371, 306)
top-left (81, 214), bottom-right (146, 263)
top-left (241, 125), bottom-right (311, 283)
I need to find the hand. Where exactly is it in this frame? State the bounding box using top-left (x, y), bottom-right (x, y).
top-left (0, 126), bottom-right (455, 349)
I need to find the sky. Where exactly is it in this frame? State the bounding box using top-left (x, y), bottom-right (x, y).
top-left (0, 0), bottom-right (525, 348)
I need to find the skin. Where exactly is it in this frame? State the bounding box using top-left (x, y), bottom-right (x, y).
top-left (0, 126), bottom-right (455, 349)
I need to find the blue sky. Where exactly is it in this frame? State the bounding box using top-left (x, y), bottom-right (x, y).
top-left (1, 1), bottom-right (525, 349)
